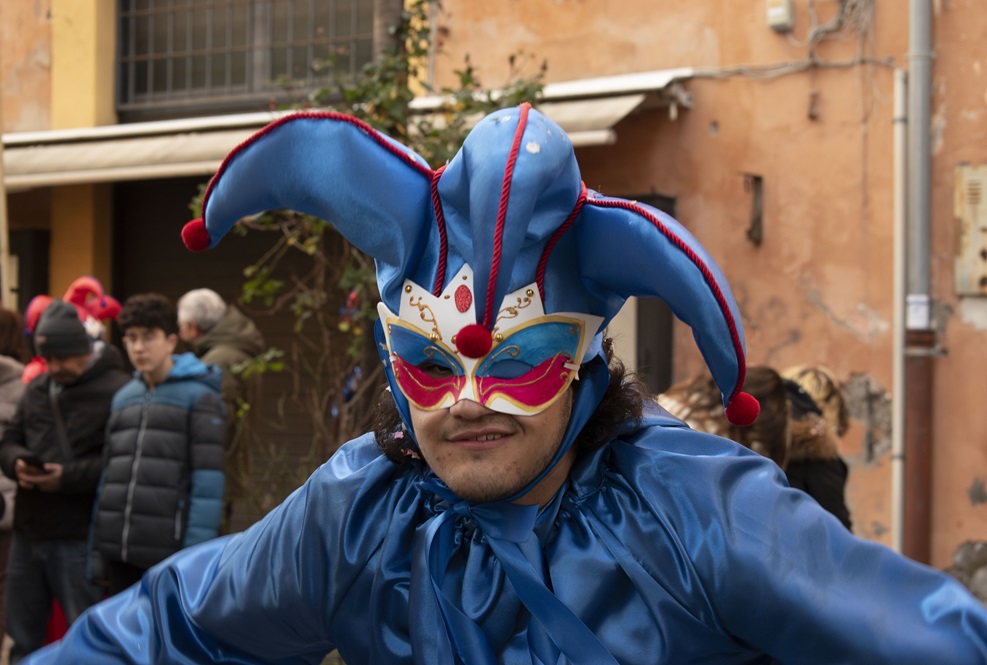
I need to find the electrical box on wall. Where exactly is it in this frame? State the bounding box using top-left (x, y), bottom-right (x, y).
top-left (954, 165), bottom-right (987, 296)
top-left (767, 0), bottom-right (795, 32)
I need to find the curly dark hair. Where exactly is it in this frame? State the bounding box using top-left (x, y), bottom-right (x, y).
top-left (118, 293), bottom-right (179, 336)
top-left (0, 307), bottom-right (30, 363)
top-left (371, 336), bottom-right (650, 465)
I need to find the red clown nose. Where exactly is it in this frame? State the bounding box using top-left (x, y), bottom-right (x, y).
top-left (455, 324), bottom-right (493, 358)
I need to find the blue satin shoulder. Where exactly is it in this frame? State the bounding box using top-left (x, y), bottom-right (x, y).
top-left (24, 418), bottom-right (987, 664)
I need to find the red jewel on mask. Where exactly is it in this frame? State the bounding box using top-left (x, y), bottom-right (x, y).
top-left (454, 285), bottom-right (473, 313)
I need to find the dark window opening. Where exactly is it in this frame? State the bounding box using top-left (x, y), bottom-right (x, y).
top-left (632, 194), bottom-right (676, 395)
top-left (117, 0), bottom-right (374, 121)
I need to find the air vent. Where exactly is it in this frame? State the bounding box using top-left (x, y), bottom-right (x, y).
top-left (954, 165), bottom-right (987, 296)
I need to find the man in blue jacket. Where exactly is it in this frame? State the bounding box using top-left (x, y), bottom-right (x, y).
top-left (26, 107), bottom-right (987, 663)
top-left (90, 293), bottom-right (226, 595)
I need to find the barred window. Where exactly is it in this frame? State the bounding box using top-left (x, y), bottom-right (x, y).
top-left (118, 0), bottom-right (374, 120)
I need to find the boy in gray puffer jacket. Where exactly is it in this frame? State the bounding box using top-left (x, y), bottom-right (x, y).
top-left (92, 293), bottom-right (226, 595)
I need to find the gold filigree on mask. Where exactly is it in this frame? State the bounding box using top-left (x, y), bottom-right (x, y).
top-left (408, 296), bottom-right (440, 340)
top-left (492, 295), bottom-right (533, 338)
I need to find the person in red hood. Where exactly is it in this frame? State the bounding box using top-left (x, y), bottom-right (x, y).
top-left (21, 277), bottom-right (121, 385)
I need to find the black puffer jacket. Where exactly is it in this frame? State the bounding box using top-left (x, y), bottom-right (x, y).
top-left (92, 352), bottom-right (226, 572)
top-left (0, 345), bottom-right (130, 540)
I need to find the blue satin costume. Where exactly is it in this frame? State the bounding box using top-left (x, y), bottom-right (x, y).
top-left (25, 402), bottom-right (987, 664)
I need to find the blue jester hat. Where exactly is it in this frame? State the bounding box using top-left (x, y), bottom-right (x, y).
top-left (182, 103), bottom-right (758, 456)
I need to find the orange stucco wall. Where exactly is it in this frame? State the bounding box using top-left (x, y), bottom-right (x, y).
top-left (433, 0), bottom-right (987, 567)
top-left (0, 0), bottom-right (51, 133)
top-left (1, 0), bottom-right (116, 297)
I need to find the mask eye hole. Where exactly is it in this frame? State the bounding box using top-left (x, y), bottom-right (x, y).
top-left (484, 359), bottom-right (534, 379)
top-left (416, 361), bottom-right (455, 378)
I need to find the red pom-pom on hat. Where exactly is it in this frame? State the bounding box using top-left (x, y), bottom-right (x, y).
top-left (725, 391), bottom-right (760, 427)
top-left (455, 324), bottom-right (493, 359)
top-left (182, 218), bottom-right (212, 252)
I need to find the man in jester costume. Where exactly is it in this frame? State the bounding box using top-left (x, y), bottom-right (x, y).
top-left (28, 105), bottom-right (987, 663)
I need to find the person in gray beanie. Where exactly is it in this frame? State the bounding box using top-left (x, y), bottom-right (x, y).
top-left (0, 298), bottom-right (129, 662)
top-left (32, 300), bottom-right (93, 362)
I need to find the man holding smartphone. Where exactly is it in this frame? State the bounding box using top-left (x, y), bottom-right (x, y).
top-left (0, 299), bottom-right (129, 663)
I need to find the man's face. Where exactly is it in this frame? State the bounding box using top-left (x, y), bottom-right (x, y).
top-left (122, 326), bottom-right (177, 375)
top-left (45, 354), bottom-right (92, 384)
top-left (408, 389), bottom-right (573, 504)
top-left (178, 320), bottom-right (200, 343)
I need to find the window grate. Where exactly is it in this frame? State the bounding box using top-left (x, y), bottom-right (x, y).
top-left (117, 0), bottom-right (374, 119)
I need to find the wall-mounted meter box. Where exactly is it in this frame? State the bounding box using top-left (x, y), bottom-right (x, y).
top-left (767, 0), bottom-right (795, 32)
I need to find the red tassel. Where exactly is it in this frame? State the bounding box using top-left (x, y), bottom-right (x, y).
top-left (182, 218), bottom-right (212, 252)
top-left (725, 391), bottom-right (760, 427)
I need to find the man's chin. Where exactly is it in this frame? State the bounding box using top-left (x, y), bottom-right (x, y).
top-left (445, 477), bottom-right (530, 504)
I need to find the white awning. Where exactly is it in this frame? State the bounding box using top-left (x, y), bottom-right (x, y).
top-left (2, 68), bottom-right (693, 190)
top-left (3, 128), bottom-right (257, 190)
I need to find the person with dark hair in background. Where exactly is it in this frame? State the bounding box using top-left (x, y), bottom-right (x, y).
top-left (91, 294), bottom-right (226, 595)
top-left (0, 307), bottom-right (30, 647)
top-left (25, 106), bottom-right (987, 663)
top-left (658, 364), bottom-right (853, 529)
top-left (659, 365), bottom-right (792, 468)
top-left (0, 300), bottom-right (129, 662)
top-left (782, 365), bottom-right (853, 530)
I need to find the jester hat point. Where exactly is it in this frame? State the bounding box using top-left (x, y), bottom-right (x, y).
top-left (183, 103), bottom-right (758, 434)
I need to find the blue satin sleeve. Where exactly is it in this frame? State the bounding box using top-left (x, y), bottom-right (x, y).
top-left (597, 425), bottom-right (987, 664)
top-left (24, 433), bottom-right (413, 664)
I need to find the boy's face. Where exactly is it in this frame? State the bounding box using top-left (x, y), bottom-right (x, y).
top-left (408, 388), bottom-right (574, 505)
top-left (122, 326), bottom-right (177, 376)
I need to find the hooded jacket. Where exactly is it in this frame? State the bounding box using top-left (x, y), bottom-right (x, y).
top-left (0, 356), bottom-right (25, 428)
top-left (188, 305), bottom-right (265, 419)
top-left (92, 352), bottom-right (226, 573)
top-left (0, 355), bottom-right (26, 530)
top-left (0, 345), bottom-right (130, 540)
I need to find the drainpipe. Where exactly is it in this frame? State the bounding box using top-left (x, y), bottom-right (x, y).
top-left (904, 0), bottom-right (935, 564)
top-left (891, 68), bottom-right (907, 554)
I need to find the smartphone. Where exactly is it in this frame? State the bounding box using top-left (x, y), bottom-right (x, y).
top-left (19, 455), bottom-right (45, 471)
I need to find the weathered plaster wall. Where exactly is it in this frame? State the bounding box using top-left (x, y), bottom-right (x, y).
top-left (431, 0), bottom-right (987, 566)
top-left (925, 0), bottom-right (987, 566)
top-left (0, 0), bottom-right (51, 132)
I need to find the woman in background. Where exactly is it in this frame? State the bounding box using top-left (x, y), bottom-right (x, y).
top-left (0, 307), bottom-right (30, 643)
